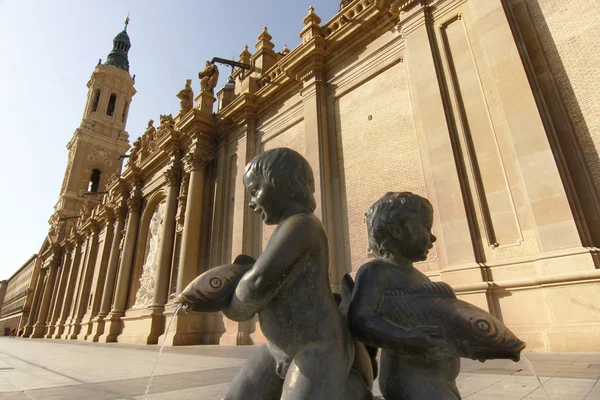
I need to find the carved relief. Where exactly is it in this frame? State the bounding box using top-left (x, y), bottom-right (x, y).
top-left (164, 166), bottom-right (182, 186)
top-left (127, 197), bottom-right (142, 213)
top-left (184, 151), bottom-right (213, 172)
top-left (80, 120), bottom-right (96, 132)
top-left (88, 145), bottom-right (113, 167)
top-left (134, 202), bottom-right (166, 307)
top-left (134, 116), bottom-right (180, 164)
top-left (176, 173), bottom-right (190, 232)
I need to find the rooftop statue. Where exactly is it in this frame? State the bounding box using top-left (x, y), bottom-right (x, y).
top-left (347, 192), bottom-right (526, 399)
top-left (198, 61), bottom-right (219, 94)
top-left (176, 79), bottom-right (194, 114)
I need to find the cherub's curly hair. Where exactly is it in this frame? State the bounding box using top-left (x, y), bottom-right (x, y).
top-left (244, 148), bottom-right (316, 212)
top-left (366, 192), bottom-right (431, 258)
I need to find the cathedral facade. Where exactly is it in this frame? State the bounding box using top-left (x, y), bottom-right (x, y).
top-left (11, 0), bottom-right (600, 352)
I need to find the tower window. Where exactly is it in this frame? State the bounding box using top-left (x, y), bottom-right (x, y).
top-left (91, 89), bottom-right (101, 112)
top-left (107, 94), bottom-right (117, 116)
top-left (88, 169), bottom-right (101, 192)
top-left (122, 101), bottom-right (129, 123)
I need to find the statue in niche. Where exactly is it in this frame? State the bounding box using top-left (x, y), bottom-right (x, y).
top-left (176, 79), bottom-right (194, 114)
top-left (198, 61), bottom-right (219, 94)
top-left (347, 192), bottom-right (525, 399)
top-left (179, 148), bottom-right (373, 400)
top-left (134, 202), bottom-right (166, 307)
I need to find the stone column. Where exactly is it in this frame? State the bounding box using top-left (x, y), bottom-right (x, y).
top-left (22, 261), bottom-right (45, 337)
top-left (45, 245), bottom-right (72, 338)
top-left (221, 109), bottom-right (258, 346)
top-left (69, 223), bottom-right (100, 339)
top-left (81, 216), bottom-right (115, 340)
top-left (32, 250), bottom-right (61, 338)
top-left (151, 165), bottom-right (181, 309)
top-left (176, 137), bottom-right (213, 293)
top-left (98, 207), bottom-right (127, 318)
top-left (101, 195), bottom-right (142, 342)
top-left (54, 239), bottom-right (83, 338)
top-left (160, 137), bottom-right (214, 346)
top-left (88, 207), bottom-right (126, 342)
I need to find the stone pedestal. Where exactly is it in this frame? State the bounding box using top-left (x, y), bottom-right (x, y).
top-left (87, 316), bottom-right (106, 342)
top-left (195, 91), bottom-right (216, 114)
top-left (98, 312), bottom-right (124, 343)
top-left (159, 303), bottom-right (222, 346)
top-left (116, 307), bottom-right (165, 345)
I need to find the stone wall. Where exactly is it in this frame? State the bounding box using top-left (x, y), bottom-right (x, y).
top-left (523, 0), bottom-right (600, 194)
top-left (334, 61), bottom-right (428, 273)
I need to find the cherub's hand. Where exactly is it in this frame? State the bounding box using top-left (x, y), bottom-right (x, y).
top-left (403, 325), bottom-right (453, 357)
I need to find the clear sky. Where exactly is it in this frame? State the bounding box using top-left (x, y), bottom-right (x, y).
top-left (0, 0), bottom-right (340, 279)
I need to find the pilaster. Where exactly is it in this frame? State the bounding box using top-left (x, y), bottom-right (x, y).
top-left (100, 187), bottom-right (142, 343)
top-left (45, 243), bottom-right (73, 338)
top-left (54, 237), bottom-right (83, 339)
top-left (22, 259), bottom-right (46, 337)
top-left (81, 212), bottom-right (116, 340)
top-left (160, 134), bottom-right (216, 346)
top-left (32, 249), bottom-right (61, 338)
top-left (69, 222), bottom-right (100, 339)
top-left (221, 103), bottom-right (257, 346)
top-left (89, 205), bottom-right (126, 342)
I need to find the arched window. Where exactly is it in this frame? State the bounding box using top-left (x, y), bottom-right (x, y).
top-left (122, 101), bottom-right (129, 123)
top-left (88, 169), bottom-right (101, 192)
top-left (106, 94), bottom-right (117, 116)
top-left (91, 89), bottom-right (101, 112)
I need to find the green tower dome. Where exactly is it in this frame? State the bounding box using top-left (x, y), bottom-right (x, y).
top-left (104, 17), bottom-right (131, 72)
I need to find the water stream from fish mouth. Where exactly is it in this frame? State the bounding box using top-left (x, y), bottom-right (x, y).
top-left (143, 303), bottom-right (184, 400)
top-left (521, 354), bottom-right (551, 400)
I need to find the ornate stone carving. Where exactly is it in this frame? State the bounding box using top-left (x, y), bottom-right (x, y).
top-left (134, 202), bottom-right (166, 307)
top-left (163, 166), bottom-right (182, 186)
top-left (127, 197), bottom-right (142, 213)
top-left (183, 151), bottom-right (213, 172)
top-left (198, 61), bottom-right (219, 94)
top-left (155, 114), bottom-right (179, 142)
top-left (141, 120), bottom-right (158, 154)
top-left (80, 120), bottom-right (96, 132)
top-left (129, 138), bottom-right (141, 165)
top-left (177, 79), bottom-right (194, 114)
top-left (176, 173), bottom-right (190, 232)
top-left (88, 145), bottom-right (113, 167)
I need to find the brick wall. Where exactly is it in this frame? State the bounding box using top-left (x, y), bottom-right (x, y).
top-left (335, 62), bottom-right (428, 273)
top-left (525, 0), bottom-right (600, 194)
top-left (258, 120), bottom-right (307, 251)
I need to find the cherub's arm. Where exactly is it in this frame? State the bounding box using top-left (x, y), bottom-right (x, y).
top-left (348, 264), bottom-right (449, 356)
top-left (223, 215), bottom-right (315, 321)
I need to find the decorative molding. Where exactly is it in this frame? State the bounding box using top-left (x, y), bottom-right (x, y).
top-left (163, 166), bottom-right (182, 186)
top-left (88, 144), bottom-right (113, 168)
top-left (127, 197), bottom-right (142, 213)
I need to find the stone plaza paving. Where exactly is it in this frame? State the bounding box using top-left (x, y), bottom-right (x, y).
top-left (0, 337), bottom-right (598, 399)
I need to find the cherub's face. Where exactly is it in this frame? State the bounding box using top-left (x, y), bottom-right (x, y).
top-left (243, 169), bottom-right (288, 225)
top-left (397, 205), bottom-right (436, 262)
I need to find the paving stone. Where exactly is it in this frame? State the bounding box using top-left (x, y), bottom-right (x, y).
top-left (1, 338), bottom-right (599, 399)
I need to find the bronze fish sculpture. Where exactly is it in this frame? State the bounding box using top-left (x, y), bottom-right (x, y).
top-left (377, 281), bottom-right (526, 362)
top-left (177, 254), bottom-right (255, 312)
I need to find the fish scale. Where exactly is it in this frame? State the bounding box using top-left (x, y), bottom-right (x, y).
top-left (378, 294), bottom-right (446, 329)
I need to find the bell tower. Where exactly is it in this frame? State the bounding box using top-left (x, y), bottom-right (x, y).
top-left (53, 17), bottom-right (136, 224)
